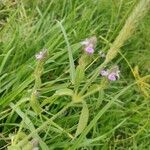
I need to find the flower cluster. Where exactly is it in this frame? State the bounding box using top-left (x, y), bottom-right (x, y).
top-left (100, 66), bottom-right (120, 81)
top-left (81, 36), bottom-right (97, 54)
top-left (35, 48), bottom-right (48, 61)
top-left (81, 37), bottom-right (121, 81)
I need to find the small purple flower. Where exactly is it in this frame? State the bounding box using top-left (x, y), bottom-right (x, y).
top-left (108, 72), bottom-right (117, 81)
top-left (100, 66), bottom-right (120, 81)
top-left (35, 51), bottom-right (44, 60)
top-left (100, 70), bottom-right (109, 76)
top-left (81, 36), bottom-right (97, 54)
top-left (35, 49), bottom-right (48, 60)
top-left (85, 47), bottom-right (94, 54)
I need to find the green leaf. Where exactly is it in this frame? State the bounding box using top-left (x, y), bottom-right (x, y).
top-left (54, 88), bottom-right (74, 96)
top-left (75, 101), bottom-right (89, 137)
top-left (75, 65), bottom-right (85, 91)
top-left (57, 21), bottom-right (76, 84)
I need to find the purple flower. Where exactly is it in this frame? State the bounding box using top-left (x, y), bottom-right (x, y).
top-left (100, 70), bottom-right (109, 76)
top-left (81, 36), bottom-right (97, 54)
top-left (35, 49), bottom-right (48, 60)
top-left (35, 51), bottom-right (44, 60)
top-left (108, 72), bottom-right (117, 81)
top-left (100, 66), bottom-right (120, 81)
top-left (85, 47), bottom-right (94, 54)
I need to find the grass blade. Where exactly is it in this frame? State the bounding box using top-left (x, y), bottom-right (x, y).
top-left (0, 48), bottom-right (14, 74)
top-left (57, 21), bottom-right (76, 84)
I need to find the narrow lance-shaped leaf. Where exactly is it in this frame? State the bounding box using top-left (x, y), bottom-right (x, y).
top-left (75, 101), bottom-right (89, 137)
top-left (75, 65), bottom-right (85, 91)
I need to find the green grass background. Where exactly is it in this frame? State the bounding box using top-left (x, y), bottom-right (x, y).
top-left (0, 0), bottom-right (150, 149)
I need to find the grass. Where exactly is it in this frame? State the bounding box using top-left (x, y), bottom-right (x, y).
top-left (0, 0), bottom-right (150, 149)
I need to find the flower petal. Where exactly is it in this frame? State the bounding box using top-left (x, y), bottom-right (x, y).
top-left (100, 70), bottom-right (109, 76)
top-left (85, 47), bottom-right (94, 54)
top-left (108, 73), bottom-right (117, 81)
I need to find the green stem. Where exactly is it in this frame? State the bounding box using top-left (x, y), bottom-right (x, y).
top-left (79, 62), bottom-right (107, 95)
